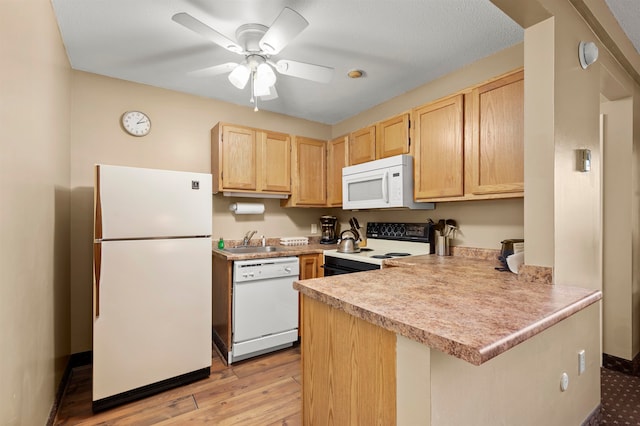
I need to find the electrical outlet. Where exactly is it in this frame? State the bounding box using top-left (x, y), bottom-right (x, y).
top-left (311, 223), bottom-right (317, 234)
top-left (578, 350), bottom-right (586, 375)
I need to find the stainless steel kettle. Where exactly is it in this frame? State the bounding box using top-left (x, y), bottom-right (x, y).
top-left (337, 230), bottom-right (360, 253)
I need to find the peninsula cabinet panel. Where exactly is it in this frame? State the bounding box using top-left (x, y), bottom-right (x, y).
top-left (302, 296), bottom-right (396, 425)
top-left (326, 136), bottom-right (349, 207)
top-left (377, 113), bottom-right (410, 159)
top-left (413, 94), bottom-right (465, 200)
top-left (282, 136), bottom-right (327, 207)
top-left (468, 70), bottom-right (524, 195)
top-left (211, 255), bottom-right (232, 362)
top-left (213, 124), bottom-right (257, 191)
top-left (259, 131), bottom-right (291, 193)
top-left (349, 126), bottom-right (376, 165)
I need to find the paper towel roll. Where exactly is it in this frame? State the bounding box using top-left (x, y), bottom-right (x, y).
top-left (229, 202), bottom-right (265, 215)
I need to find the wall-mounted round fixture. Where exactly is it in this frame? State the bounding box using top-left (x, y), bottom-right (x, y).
top-left (347, 69), bottom-right (365, 79)
top-left (578, 41), bottom-right (599, 69)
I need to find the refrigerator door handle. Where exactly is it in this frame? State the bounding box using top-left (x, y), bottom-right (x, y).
top-left (94, 242), bottom-right (102, 317)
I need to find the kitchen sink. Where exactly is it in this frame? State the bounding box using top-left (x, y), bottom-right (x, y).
top-left (224, 246), bottom-right (280, 254)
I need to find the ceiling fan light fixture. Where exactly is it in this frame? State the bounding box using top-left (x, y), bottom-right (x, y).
top-left (255, 62), bottom-right (277, 87)
top-left (228, 64), bottom-right (250, 89)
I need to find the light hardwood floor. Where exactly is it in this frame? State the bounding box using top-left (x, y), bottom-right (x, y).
top-left (54, 346), bottom-right (302, 425)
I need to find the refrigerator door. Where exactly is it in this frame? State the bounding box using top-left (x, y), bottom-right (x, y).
top-left (93, 237), bottom-right (212, 401)
top-left (96, 165), bottom-right (212, 240)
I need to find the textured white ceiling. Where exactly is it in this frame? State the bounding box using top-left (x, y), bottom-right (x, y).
top-left (51, 0), bottom-right (524, 124)
top-left (604, 0), bottom-right (640, 54)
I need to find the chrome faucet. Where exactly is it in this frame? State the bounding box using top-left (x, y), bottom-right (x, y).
top-left (242, 230), bottom-right (257, 246)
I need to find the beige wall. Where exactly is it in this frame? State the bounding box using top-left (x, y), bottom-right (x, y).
top-left (601, 98), bottom-right (634, 358)
top-left (0, 0), bottom-right (71, 424)
top-left (69, 71), bottom-right (331, 352)
top-left (499, 0), bottom-right (640, 362)
top-left (69, 47), bottom-right (531, 352)
top-left (332, 44), bottom-right (524, 138)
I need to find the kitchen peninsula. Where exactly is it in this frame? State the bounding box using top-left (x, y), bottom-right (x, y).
top-left (294, 256), bottom-right (602, 425)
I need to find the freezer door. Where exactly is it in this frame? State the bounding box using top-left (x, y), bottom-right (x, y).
top-left (93, 237), bottom-right (211, 401)
top-left (95, 164), bottom-right (212, 239)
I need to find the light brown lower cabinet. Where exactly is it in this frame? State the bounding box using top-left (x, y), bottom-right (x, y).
top-left (302, 295), bottom-right (396, 425)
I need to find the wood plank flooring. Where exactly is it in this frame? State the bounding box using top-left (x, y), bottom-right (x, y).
top-left (54, 346), bottom-right (302, 426)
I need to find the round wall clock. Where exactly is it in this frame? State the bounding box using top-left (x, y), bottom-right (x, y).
top-left (121, 111), bottom-right (151, 137)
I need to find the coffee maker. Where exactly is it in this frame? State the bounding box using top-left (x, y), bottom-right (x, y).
top-left (320, 216), bottom-right (338, 244)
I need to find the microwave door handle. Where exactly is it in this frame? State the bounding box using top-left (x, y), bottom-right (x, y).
top-left (382, 171), bottom-right (389, 203)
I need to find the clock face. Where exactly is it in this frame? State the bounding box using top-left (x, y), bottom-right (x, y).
top-left (121, 111), bottom-right (151, 136)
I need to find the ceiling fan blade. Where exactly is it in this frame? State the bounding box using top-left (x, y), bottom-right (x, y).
top-left (259, 7), bottom-right (309, 55)
top-left (275, 59), bottom-right (334, 83)
top-left (188, 62), bottom-right (239, 77)
top-left (172, 13), bottom-right (243, 53)
top-left (260, 86), bottom-right (279, 101)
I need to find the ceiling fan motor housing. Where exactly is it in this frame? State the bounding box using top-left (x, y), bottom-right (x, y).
top-left (235, 24), bottom-right (268, 53)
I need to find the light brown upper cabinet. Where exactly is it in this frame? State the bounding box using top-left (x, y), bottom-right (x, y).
top-left (377, 113), bottom-right (410, 159)
top-left (211, 123), bottom-right (291, 196)
top-left (281, 136), bottom-right (327, 207)
top-left (349, 126), bottom-right (376, 165)
top-left (467, 70), bottom-right (524, 195)
top-left (326, 136), bottom-right (349, 207)
top-left (212, 124), bottom-right (257, 192)
top-left (259, 131), bottom-right (291, 193)
top-left (412, 68), bottom-right (524, 202)
top-left (413, 94), bottom-right (465, 200)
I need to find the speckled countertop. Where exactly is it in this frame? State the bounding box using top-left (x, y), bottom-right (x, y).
top-left (212, 242), bottom-right (335, 260)
top-left (294, 255), bottom-right (601, 366)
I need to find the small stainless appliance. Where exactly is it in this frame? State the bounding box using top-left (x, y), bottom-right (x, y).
top-left (320, 215), bottom-right (338, 244)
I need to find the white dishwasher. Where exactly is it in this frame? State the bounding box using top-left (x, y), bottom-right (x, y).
top-left (231, 256), bottom-right (299, 363)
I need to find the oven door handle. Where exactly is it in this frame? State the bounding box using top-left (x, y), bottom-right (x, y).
top-left (320, 264), bottom-right (346, 275)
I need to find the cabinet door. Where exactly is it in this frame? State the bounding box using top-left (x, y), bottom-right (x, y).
top-left (349, 126), bottom-right (376, 165)
top-left (326, 136), bottom-right (349, 207)
top-left (292, 137), bottom-right (327, 206)
top-left (221, 125), bottom-right (257, 190)
top-left (259, 131), bottom-right (291, 193)
top-left (469, 70), bottom-right (524, 195)
top-left (413, 94), bottom-right (464, 200)
top-left (377, 113), bottom-right (410, 158)
top-left (299, 253), bottom-right (323, 279)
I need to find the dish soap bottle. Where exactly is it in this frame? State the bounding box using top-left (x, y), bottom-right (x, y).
top-left (217, 237), bottom-right (225, 249)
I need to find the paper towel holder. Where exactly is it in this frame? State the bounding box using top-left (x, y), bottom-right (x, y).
top-left (229, 202), bottom-right (265, 215)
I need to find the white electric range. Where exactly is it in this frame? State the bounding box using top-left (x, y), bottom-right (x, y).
top-left (323, 222), bottom-right (434, 274)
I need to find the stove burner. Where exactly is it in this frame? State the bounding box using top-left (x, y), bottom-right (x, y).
top-left (371, 255), bottom-right (392, 259)
top-left (360, 248), bottom-right (374, 252)
top-left (385, 252), bottom-right (411, 257)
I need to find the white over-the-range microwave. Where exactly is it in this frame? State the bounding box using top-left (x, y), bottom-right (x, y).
top-left (342, 154), bottom-right (435, 210)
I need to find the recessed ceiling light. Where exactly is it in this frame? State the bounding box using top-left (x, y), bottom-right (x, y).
top-left (347, 69), bottom-right (365, 79)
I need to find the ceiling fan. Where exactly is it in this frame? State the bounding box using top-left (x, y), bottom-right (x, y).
top-left (172, 7), bottom-right (334, 110)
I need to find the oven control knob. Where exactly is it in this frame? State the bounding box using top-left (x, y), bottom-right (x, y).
top-left (284, 267), bottom-right (291, 273)
top-left (242, 273), bottom-right (248, 278)
top-left (248, 272), bottom-right (254, 277)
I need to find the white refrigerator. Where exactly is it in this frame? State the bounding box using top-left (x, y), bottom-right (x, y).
top-left (92, 164), bottom-right (212, 412)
